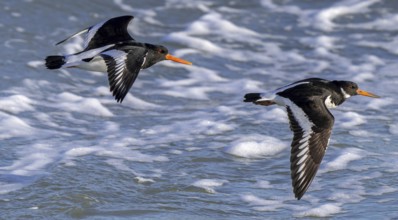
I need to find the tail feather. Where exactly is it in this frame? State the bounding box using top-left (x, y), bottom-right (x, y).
top-left (244, 93), bottom-right (276, 106)
top-left (244, 93), bottom-right (262, 102)
top-left (45, 55), bottom-right (66, 69)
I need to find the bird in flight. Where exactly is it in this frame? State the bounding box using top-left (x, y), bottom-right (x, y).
top-left (45, 15), bottom-right (192, 103)
top-left (244, 78), bottom-right (379, 200)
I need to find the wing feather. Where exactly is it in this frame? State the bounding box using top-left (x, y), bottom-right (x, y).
top-left (101, 48), bottom-right (147, 103)
top-left (286, 96), bottom-right (334, 200)
top-left (56, 16), bottom-right (135, 51)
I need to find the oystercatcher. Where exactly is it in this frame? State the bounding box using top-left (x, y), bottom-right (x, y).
top-left (244, 78), bottom-right (379, 200)
top-left (45, 15), bottom-right (192, 103)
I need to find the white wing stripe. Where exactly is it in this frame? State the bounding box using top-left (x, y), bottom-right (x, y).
top-left (297, 147), bottom-right (309, 157)
top-left (297, 154), bottom-right (308, 165)
top-left (299, 135), bottom-right (310, 144)
top-left (102, 50), bottom-right (128, 86)
top-left (298, 169), bottom-right (306, 180)
top-left (275, 81), bottom-right (310, 94)
top-left (297, 163), bottom-right (306, 173)
top-left (283, 98), bottom-right (314, 171)
top-left (84, 20), bottom-right (107, 48)
top-left (63, 45), bottom-right (113, 68)
top-left (286, 101), bottom-right (313, 137)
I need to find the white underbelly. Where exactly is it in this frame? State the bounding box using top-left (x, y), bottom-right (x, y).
top-left (76, 56), bottom-right (108, 72)
top-left (63, 45), bottom-right (112, 73)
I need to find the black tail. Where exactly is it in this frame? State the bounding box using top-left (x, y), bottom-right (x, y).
top-left (45, 55), bottom-right (66, 69)
top-left (244, 93), bottom-right (262, 102)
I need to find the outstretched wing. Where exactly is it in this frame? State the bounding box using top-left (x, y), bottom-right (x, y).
top-left (56, 15), bottom-right (135, 51)
top-left (285, 96), bottom-right (334, 200)
top-left (100, 47), bottom-right (147, 103)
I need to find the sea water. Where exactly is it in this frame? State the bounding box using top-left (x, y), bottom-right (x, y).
top-left (0, 0), bottom-right (397, 219)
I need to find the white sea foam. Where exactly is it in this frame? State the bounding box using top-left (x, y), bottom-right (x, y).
top-left (0, 143), bottom-right (57, 194)
top-left (348, 14), bottom-right (398, 31)
top-left (259, 107), bottom-right (289, 123)
top-left (54, 92), bottom-right (113, 117)
top-left (366, 97), bottom-right (393, 110)
top-left (135, 176), bottom-right (155, 184)
top-left (2, 0), bottom-right (397, 218)
top-left (311, 0), bottom-right (379, 32)
top-left (295, 203), bottom-right (342, 217)
top-left (116, 93), bottom-right (160, 109)
top-left (389, 124), bottom-right (398, 135)
top-left (4, 151), bottom-right (54, 176)
top-left (143, 118), bottom-right (235, 143)
top-left (0, 183), bottom-right (25, 195)
top-left (241, 194), bottom-right (284, 212)
top-left (26, 60), bottom-right (44, 69)
top-left (164, 12), bottom-right (264, 62)
top-left (0, 95), bottom-right (34, 114)
top-left (0, 112), bottom-right (35, 139)
top-left (255, 180), bottom-right (272, 189)
top-left (328, 192), bottom-right (365, 203)
top-left (300, 35), bottom-right (339, 51)
top-left (192, 179), bottom-right (228, 193)
top-left (349, 129), bottom-right (373, 137)
top-left (261, 0), bottom-right (380, 32)
top-left (185, 12), bottom-right (258, 37)
top-left (64, 146), bottom-right (169, 163)
top-left (155, 65), bottom-right (228, 100)
top-left (322, 148), bottom-right (364, 172)
top-left (225, 135), bottom-right (287, 158)
top-left (337, 111), bottom-right (366, 129)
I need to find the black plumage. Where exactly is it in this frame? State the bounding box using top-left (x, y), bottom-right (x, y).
top-left (244, 78), bottom-right (379, 200)
top-left (45, 15), bottom-right (192, 103)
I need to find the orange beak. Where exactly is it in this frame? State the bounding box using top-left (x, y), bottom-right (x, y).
top-left (356, 89), bottom-right (380, 98)
top-left (165, 54), bottom-right (192, 65)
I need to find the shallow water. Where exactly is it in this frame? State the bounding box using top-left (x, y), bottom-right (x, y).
top-left (1, 0), bottom-right (398, 219)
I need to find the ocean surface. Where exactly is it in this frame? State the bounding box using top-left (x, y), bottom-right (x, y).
top-left (1, 0), bottom-right (398, 219)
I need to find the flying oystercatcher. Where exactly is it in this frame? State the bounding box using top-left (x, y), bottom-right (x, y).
top-left (244, 78), bottom-right (379, 200)
top-left (45, 15), bottom-right (192, 103)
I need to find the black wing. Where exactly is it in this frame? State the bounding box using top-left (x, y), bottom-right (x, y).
top-left (100, 47), bottom-right (147, 103)
top-left (286, 96), bottom-right (334, 200)
top-left (56, 16), bottom-right (135, 51)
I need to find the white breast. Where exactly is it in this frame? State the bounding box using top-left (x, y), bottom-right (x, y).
top-left (324, 95), bottom-right (336, 109)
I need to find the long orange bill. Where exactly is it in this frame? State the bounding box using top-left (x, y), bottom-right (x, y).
top-left (165, 54), bottom-right (192, 65)
top-left (356, 89), bottom-right (380, 98)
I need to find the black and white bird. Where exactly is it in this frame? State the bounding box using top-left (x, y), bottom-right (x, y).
top-left (45, 15), bottom-right (192, 103)
top-left (244, 78), bottom-right (379, 200)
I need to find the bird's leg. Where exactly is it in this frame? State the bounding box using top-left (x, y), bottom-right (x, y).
top-left (254, 100), bottom-right (276, 106)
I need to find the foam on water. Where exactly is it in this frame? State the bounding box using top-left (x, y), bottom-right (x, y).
top-left (164, 12), bottom-right (267, 63)
top-left (0, 112), bottom-right (35, 139)
top-left (1, 0), bottom-right (398, 219)
top-left (336, 111), bottom-right (366, 129)
top-left (0, 95), bottom-right (34, 114)
top-left (261, 0), bottom-right (380, 32)
top-left (54, 92), bottom-right (113, 117)
top-left (295, 203), bottom-right (342, 217)
top-left (192, 179), bottom-right (228, 193)
top-left (0, 143), bottom-right (57, 194)
top-left (241, 194), bottom-right (285, 212)
top-left (389, 124), bottom-right (398, 135)
top-left (225, 135), bottom-right (287, 158)
top-left (322, 148), bottom-right (364, 173)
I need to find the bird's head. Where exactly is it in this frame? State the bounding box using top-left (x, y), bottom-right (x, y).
top-left (337, 81), bottom-right (380, 99)
top-left (144, 45), bottom-right (192, 68)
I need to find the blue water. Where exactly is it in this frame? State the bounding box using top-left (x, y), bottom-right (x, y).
top-left (1, 0), bottom-right (398, 219)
